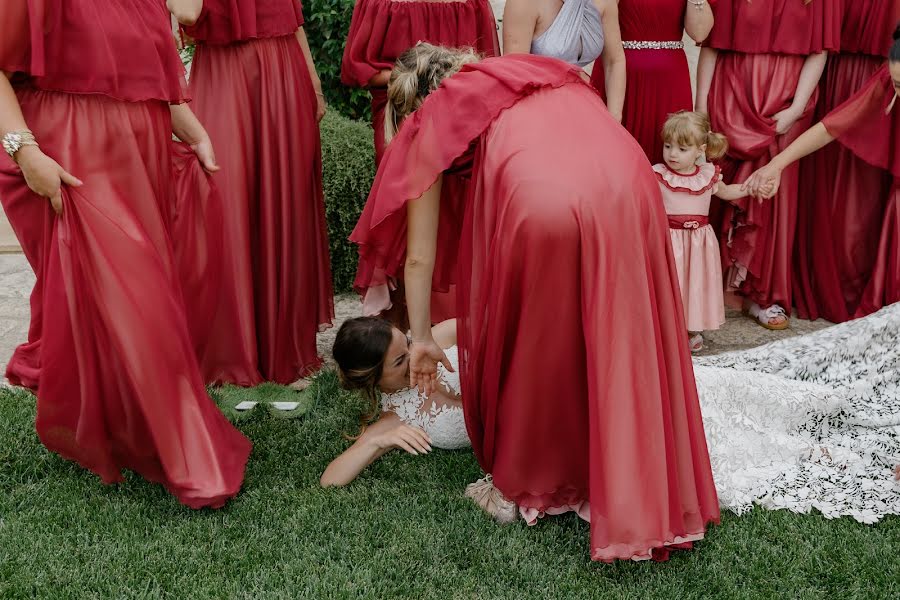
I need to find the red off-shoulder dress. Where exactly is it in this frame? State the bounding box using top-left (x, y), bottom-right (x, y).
top-left (0, 0), bottom-right (251, 508)
top-left (705, 0), bottom-right (840, 313)
top-left (183, 0), bottom-right (335, 385)
top-left (793, 0), bottom-right (899, 322)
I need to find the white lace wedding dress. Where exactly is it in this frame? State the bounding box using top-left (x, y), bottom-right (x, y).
top-left (381, 346), bottom-right (469, 450)
top-left (381, 305), bottom-right (900, 522)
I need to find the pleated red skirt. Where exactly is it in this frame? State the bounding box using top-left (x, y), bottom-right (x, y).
top-left (0, 90), bottom-right (251, 508)
top-left (457, 85), bottom-right (719, 562)
top-left (591, 47), bottom-right (694, 163)
top-left (188, 35), bottom-right (334, 385)
top-left (708, 52), bottom-right (817, 311)
top-left (794, 53), bottom-right (893, 322)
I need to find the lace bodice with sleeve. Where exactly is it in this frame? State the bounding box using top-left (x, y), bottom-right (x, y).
top-left (380, 346), bottom-right (470, 450)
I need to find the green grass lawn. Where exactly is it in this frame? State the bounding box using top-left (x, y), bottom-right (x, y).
top-left (1, 376), bottom-right (898, 599)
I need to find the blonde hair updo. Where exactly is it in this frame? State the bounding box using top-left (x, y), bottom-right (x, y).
top-left (384, 42), bottom-right (480, 143)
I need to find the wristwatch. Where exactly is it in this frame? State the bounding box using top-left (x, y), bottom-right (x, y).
top-left (2, 130), bottom-right (38, 162)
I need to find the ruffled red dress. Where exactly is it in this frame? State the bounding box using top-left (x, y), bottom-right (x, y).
top-left (341, 0), bottom-right (499, 164)
top-left (351, 55), bottom-right (719, 562)
top-left (184, 0), bottom-right (334, 385)
top-left (793, 0), bottom-right (899, 322)
top-left (0, 0), bottom-right (251, 508)
top-left (822, 67), bottom-right (900, 317)
top-left (705, 0), bottom-right (840, 312)
top-left (590, 0), bottom-right (694, 163)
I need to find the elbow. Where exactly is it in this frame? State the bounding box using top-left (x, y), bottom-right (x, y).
top-left (177, 12), bottom-right (201, 26)
top-left (405, 254), bottom-right (435, 271)
top-left (687, 26), bottom-right (713, 46)
top-left (320, 470), bottom-right (348, 488)
top-left (168, 2), bottom-right (202, 26)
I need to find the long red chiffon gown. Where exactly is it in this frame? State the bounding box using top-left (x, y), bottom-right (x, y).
top-left (822, 67), bottom-right (900, 316)
top-left (705, 0), bottom-right (840, 313)
top-left (793, 0), bottom-right (899, 322)
top-left (0, 0), bottom-right (251, 508)
top-left (590, 0), bottom-right (694, 163)
top-left (183, 0), bottom-right (335, 386)
top-left (351, 55), bottom-right (719, 562)
top-left (341, 0), bottom-right (499, 165)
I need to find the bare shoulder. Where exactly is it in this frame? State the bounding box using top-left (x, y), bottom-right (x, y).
top-left (504, 0), bottom-right (541, 17)
top-left (431, 319), bottom-right (458, 349)
top-left (594, 0), bottom-right (618, 16)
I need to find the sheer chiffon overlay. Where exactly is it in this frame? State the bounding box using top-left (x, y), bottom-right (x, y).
top-left (0, 91), bottom-right (251, 508)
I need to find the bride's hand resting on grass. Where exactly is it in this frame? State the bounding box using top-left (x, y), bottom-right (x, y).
top-left (371, 423), bottom-right (432, 456)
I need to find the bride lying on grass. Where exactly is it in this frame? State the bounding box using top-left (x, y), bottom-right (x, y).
top-left (322, 308), bottom-right (900, 524)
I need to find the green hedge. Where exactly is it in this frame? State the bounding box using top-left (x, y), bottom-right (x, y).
top-left (304, 0), bottom-right (372, 121)
top-left (320, 111), bottom-right (377, 292)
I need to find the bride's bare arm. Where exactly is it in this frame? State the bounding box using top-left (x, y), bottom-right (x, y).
top-left (320, 412), bottom-right (432, 487)
top-left (431, 319), bottom-right (457, 349)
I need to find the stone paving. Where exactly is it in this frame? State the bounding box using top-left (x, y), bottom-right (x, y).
top-left (0, 253), bottom-right (831, 384)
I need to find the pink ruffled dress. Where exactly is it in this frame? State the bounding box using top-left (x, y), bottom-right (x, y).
top-left (653, 162), bottom-right (726, 332)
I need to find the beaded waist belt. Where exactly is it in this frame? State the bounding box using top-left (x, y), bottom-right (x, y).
top-left (622, 41), bottom-right (685, 50)
top-left (668, 215), bottom-right (709, 229)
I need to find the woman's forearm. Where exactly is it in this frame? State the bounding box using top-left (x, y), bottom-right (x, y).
top-left (789, 52), bottom-right (828, 114)
top-left (1, 72), bottom-right (29, 136)
top-left (684, 0), bottom-right (714, 44)
top-left (167, 0), bottom-right (203, 26)
top-left (695, 47), bottom-right (718, 112)
top-left (771, 122), bottom-right (834, 171)
top-left (405, 178), bottom-right (442, 341)
top-left (603, 56), bottom-right (626, 120)
top-left (295, 27), bottom-right (323, 92)
top-left (320, 438), bottom-right (387, 486)
top-left (169, 103), bottom-right (207, 145)
top-left (598, 0), bottom-right (625, 121)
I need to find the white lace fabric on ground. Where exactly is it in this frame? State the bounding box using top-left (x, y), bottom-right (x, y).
top-left (380, 346), bottom-right (470, 450)
top-left (694, 303), bottom-right (900, 523)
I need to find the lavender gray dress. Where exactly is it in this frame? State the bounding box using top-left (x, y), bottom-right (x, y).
top-left (530, 0), bottom-right (604, 67)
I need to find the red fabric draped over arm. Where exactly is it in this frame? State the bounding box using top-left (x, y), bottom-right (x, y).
top-left (823, 66), bottom-right (900, 177)
top-left (184, 0), bottom-right (305, 44)
top-left (706, 0), bottom-right (840, 55)
top-left (349, 55), bottom-right (587, 293)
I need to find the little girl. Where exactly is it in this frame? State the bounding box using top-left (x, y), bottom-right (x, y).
top-left (654, 111), bottom-right (762, 352)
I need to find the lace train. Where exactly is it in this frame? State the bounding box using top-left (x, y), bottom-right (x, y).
top-left (694, 303), bottom-right (900, 523)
